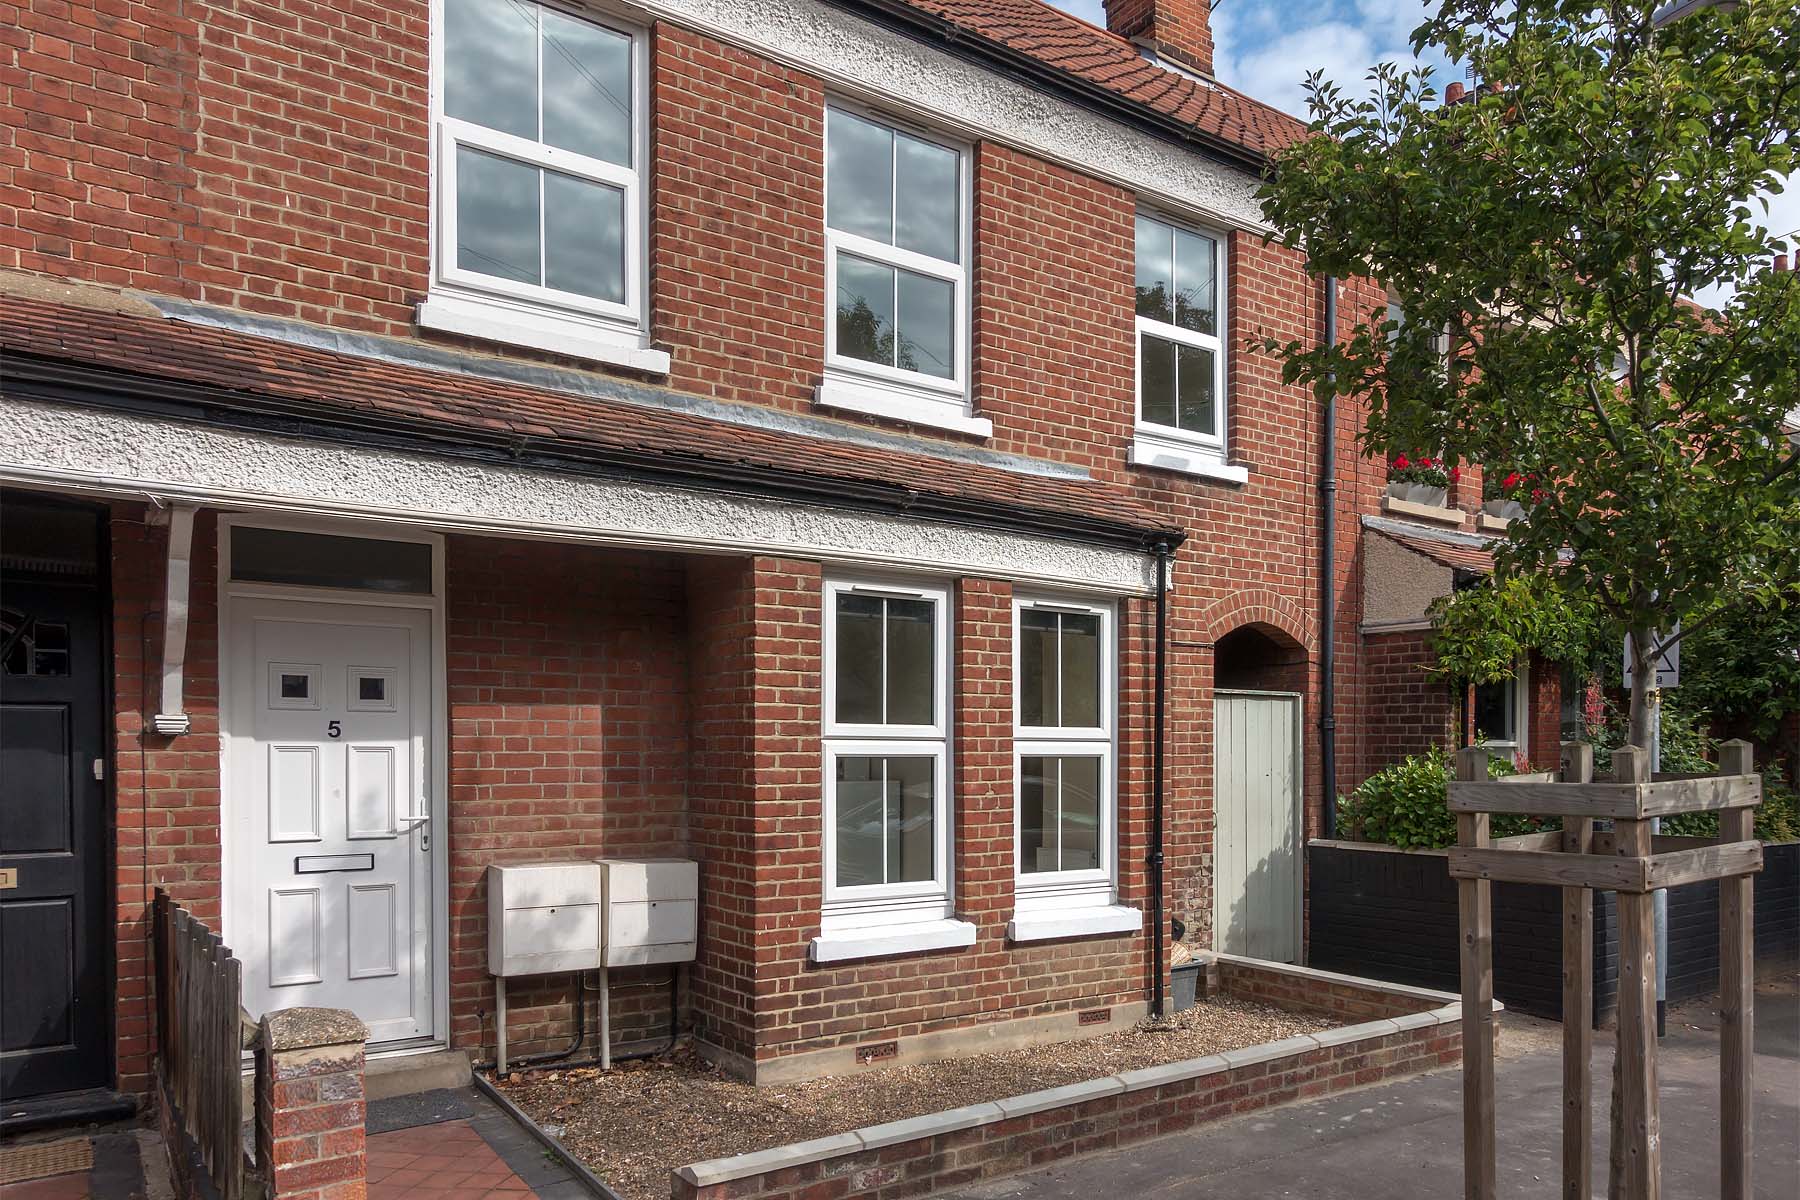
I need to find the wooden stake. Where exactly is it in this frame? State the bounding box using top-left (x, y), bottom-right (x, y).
top-left (1560, 742), bottom-right (1595, 1200)
top-left (1456, 747), bottom-right (1496, 1200)
top-left (1717, 740), bottom-right (1755, 1200)
top-left (1610, 746), bottom-right (1659, 1199)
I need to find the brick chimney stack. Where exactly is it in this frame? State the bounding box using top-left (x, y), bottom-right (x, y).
top-left (1104, 0), bottom-right (1216, 78)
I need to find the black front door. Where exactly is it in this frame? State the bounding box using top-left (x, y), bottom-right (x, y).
top-left (1, 499), bottom-right (110, 1102)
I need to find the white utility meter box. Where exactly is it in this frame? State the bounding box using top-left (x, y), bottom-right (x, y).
top-left (597, 858), bottom-right (698, 967)
top-left (487, 862), bottom-right (603, 977)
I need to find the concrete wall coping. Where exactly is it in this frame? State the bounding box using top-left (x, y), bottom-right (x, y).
top-left (676, 967), bottom-right (1482, 1189)
top-left (261, 1007), bottom-right (367, 1053)
top-left (1307, 838), bottom-right (1452, 858)
top-left (1201, 951), bottom-right (1465, 1009)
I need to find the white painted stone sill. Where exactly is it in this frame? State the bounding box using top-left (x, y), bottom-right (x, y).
top-left (815, 378), bottom-right (994, 439)
top-left (807, 918), bottom-right (977, 964)
top-left (1006, 904), bottom-right (1142, 942)
top-left (676, 958), bottom-right (1485, 1189)
top-left (1477, 512), bottom-right (1513, 533)
top-left (1380, 494), bottom-right (1467, 527)
top-left (1127, 435), bottom-right (1249, 484)
top-left (416, 294), bottom-right (671, 375)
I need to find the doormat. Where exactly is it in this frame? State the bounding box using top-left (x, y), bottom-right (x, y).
top-left (0, 1136), bottom-right (94, 1184)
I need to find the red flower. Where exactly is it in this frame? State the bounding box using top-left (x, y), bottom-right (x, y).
top-left (1531, 487), bottom-right (1548, 503)
top-left (1392, 454), bottom-right (1411, 469)
top-left (1502, 472), bottom-right (1522, 489)
top-left (1449, 466), bottom-right (1461, 481)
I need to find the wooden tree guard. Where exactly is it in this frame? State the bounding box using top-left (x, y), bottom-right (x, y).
top-left (1449, 740), bottom-right (1762, 1200)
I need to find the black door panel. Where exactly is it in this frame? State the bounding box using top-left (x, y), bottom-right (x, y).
top-left (2, 498), bottom-right (109, 1102)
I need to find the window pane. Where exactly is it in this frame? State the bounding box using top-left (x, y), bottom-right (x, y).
top-left (835, 756), bottom-right (885, 887)
top-left (1176, 343), bottom-right (1217, 436)
top-left (540, 8), bottom-right (632, 165)
top-left (1135, 213), bottom-right (1173, 323)
top-left (885, 597), bottom-right (935, 726)
top-left (543, 171), bottom-right (624, 303)
top-left (895, 133), bottom-right (958, 262)
top-left (445, 0), bottom-right (537, 141)
top-left (1020, 756), bottom-right (1053, 875)
top-left (1174, 228), bottom-right (1216, 334)
top-left (896, 270), bottom-right (954, 379)
top-left (1059, 756), bottom-right (1102, 871)
top-left (834, 593), bottom-right (883, 724)
top-left (230, 528), bottom-right (434, 593)
top-left (1474, 679), bottom-right (1517, 743)
top-left (835, 253), bottom-right (896, 368)
top-left (887, 755), bottom-right (935, 884)
top-left (456, 146), bottom-right (541, 286)
top-left (1140, 332), bottom-right (1177, 427)
top-left (1019, 609), bottom-right (1057, 727)
top-left (827, 108), bottom-right (893, 242)
top-left (1060, 612), bottom-right (1101, 728)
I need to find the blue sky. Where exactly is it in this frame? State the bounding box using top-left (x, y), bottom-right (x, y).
top-left (1049, 0), bottom-right (1797, 299)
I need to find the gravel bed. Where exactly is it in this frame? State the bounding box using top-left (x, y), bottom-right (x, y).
top-left (498, 995), bottom-right (1337, 1200)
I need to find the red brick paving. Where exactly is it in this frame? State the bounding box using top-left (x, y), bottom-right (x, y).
top-left (3, 1172), bottom-right (92, 1200)
top-left (366, 1119), bottom-right (537, 1198)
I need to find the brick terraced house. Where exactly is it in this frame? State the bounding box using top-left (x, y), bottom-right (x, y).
top-left (0, 0), bottom-right (1526, 1115)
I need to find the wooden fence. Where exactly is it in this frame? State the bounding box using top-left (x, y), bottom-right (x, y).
top-left (153, 889), bottom-right (248, 1200)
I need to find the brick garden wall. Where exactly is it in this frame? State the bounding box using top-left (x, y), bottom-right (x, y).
top-left (1362, 628), bottom-right (1455, 770)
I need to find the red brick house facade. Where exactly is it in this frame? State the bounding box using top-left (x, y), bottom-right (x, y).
top-left (0, 0), bottom-right (1501, 1112)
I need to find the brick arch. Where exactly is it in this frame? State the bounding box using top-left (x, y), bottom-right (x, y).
top-left (1201, 589), bottom-right (1316, 654)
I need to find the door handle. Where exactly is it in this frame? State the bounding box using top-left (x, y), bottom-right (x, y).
top-left (398, 804), bottom-right (430, 850)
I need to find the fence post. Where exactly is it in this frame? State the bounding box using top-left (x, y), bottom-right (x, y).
top-left (1559, 742), bottom-right (1595, 1200)
top-left (1717, 739), bottom-right (1755, 1200)
top-left (1455, 746), bottom-right (1495, 1200)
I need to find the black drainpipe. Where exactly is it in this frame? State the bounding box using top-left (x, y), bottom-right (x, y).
top-left (1150, 537), bottom-right (1172, 1017)
top-left (1319, 276), bottom-right (1340, 839)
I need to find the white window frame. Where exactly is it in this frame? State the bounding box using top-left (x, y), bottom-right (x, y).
top-left (1473, 658), bottom-right (1530, 758)
top-left (423, 0), bottom-right (659, 367)
top-left (819, 578), bottom-right (954, 933)
top-left (1131, 210), bottom-right (1231, 474)
top-left (1012, 595), bottom-right (1118, 915)
top-left (818, 101), bottom-right (983, 438)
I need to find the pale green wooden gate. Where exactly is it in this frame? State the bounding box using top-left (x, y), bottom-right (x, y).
top-left (1212, 690), bottom-right (1303, 962)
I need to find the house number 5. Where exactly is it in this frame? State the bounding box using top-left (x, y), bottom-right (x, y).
top-left (327, 720), bottom-right (342, 739)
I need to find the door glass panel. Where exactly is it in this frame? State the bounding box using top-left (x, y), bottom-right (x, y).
top-left (231, 528), bottom-right (433, 594)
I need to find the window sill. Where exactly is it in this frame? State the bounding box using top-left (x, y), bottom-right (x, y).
top-left (1007, 905), bottom-right (1142, 943)
top-left (808, 918), bottom-right (978, 964)
top-left (815, 378), bottom-right (992, 439)
top-left (416, 294), bottom-right (670, 375)
top-left (1128, 436), bottom-right (1248, 484)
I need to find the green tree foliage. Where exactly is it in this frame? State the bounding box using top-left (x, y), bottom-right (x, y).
top-left (1428, 573), bottom-right (1605, 684)
top-left (1675, 598), bottom-right (1800, 741)
top-left (1257, 0), bottom-right (1800, 748)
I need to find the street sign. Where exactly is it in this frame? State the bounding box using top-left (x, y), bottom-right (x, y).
top-left (1624, 629), bottom-right (1680, 688)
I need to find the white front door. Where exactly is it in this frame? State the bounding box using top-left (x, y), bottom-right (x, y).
top-left (1212, 690), bottom-right (1302, 963)
top-left (228, 597), bottom-right (435, 1044)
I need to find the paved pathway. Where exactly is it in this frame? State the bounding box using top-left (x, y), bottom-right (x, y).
top-left (365, 1086), bottom-right (599, 1200)
top-left (946, 977), bottom-right (1800, 1199)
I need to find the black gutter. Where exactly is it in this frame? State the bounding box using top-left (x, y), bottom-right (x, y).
top-left (3, 353), bottom-right (1185, 555)
top-left (820, 0), bottom-right (1270, 175)
top-left (1319, 276), bottom-right (1339, 839)
top-left (1149, 537), bottom-right (1172, 1017)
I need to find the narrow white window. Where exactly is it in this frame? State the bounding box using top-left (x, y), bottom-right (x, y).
top-left (1129, 212), bottom-right (1239, 481)
top-left (1010, 596), bottom-right (1138, 941)
top-left (1473, 659), bottom-right (1530, 760)
top-left (422, 0), bottom-right (662, 369)
top-left (817, 105), bottom-right (986, 438)
top-left (814, 579), bottom-right (974, 962)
